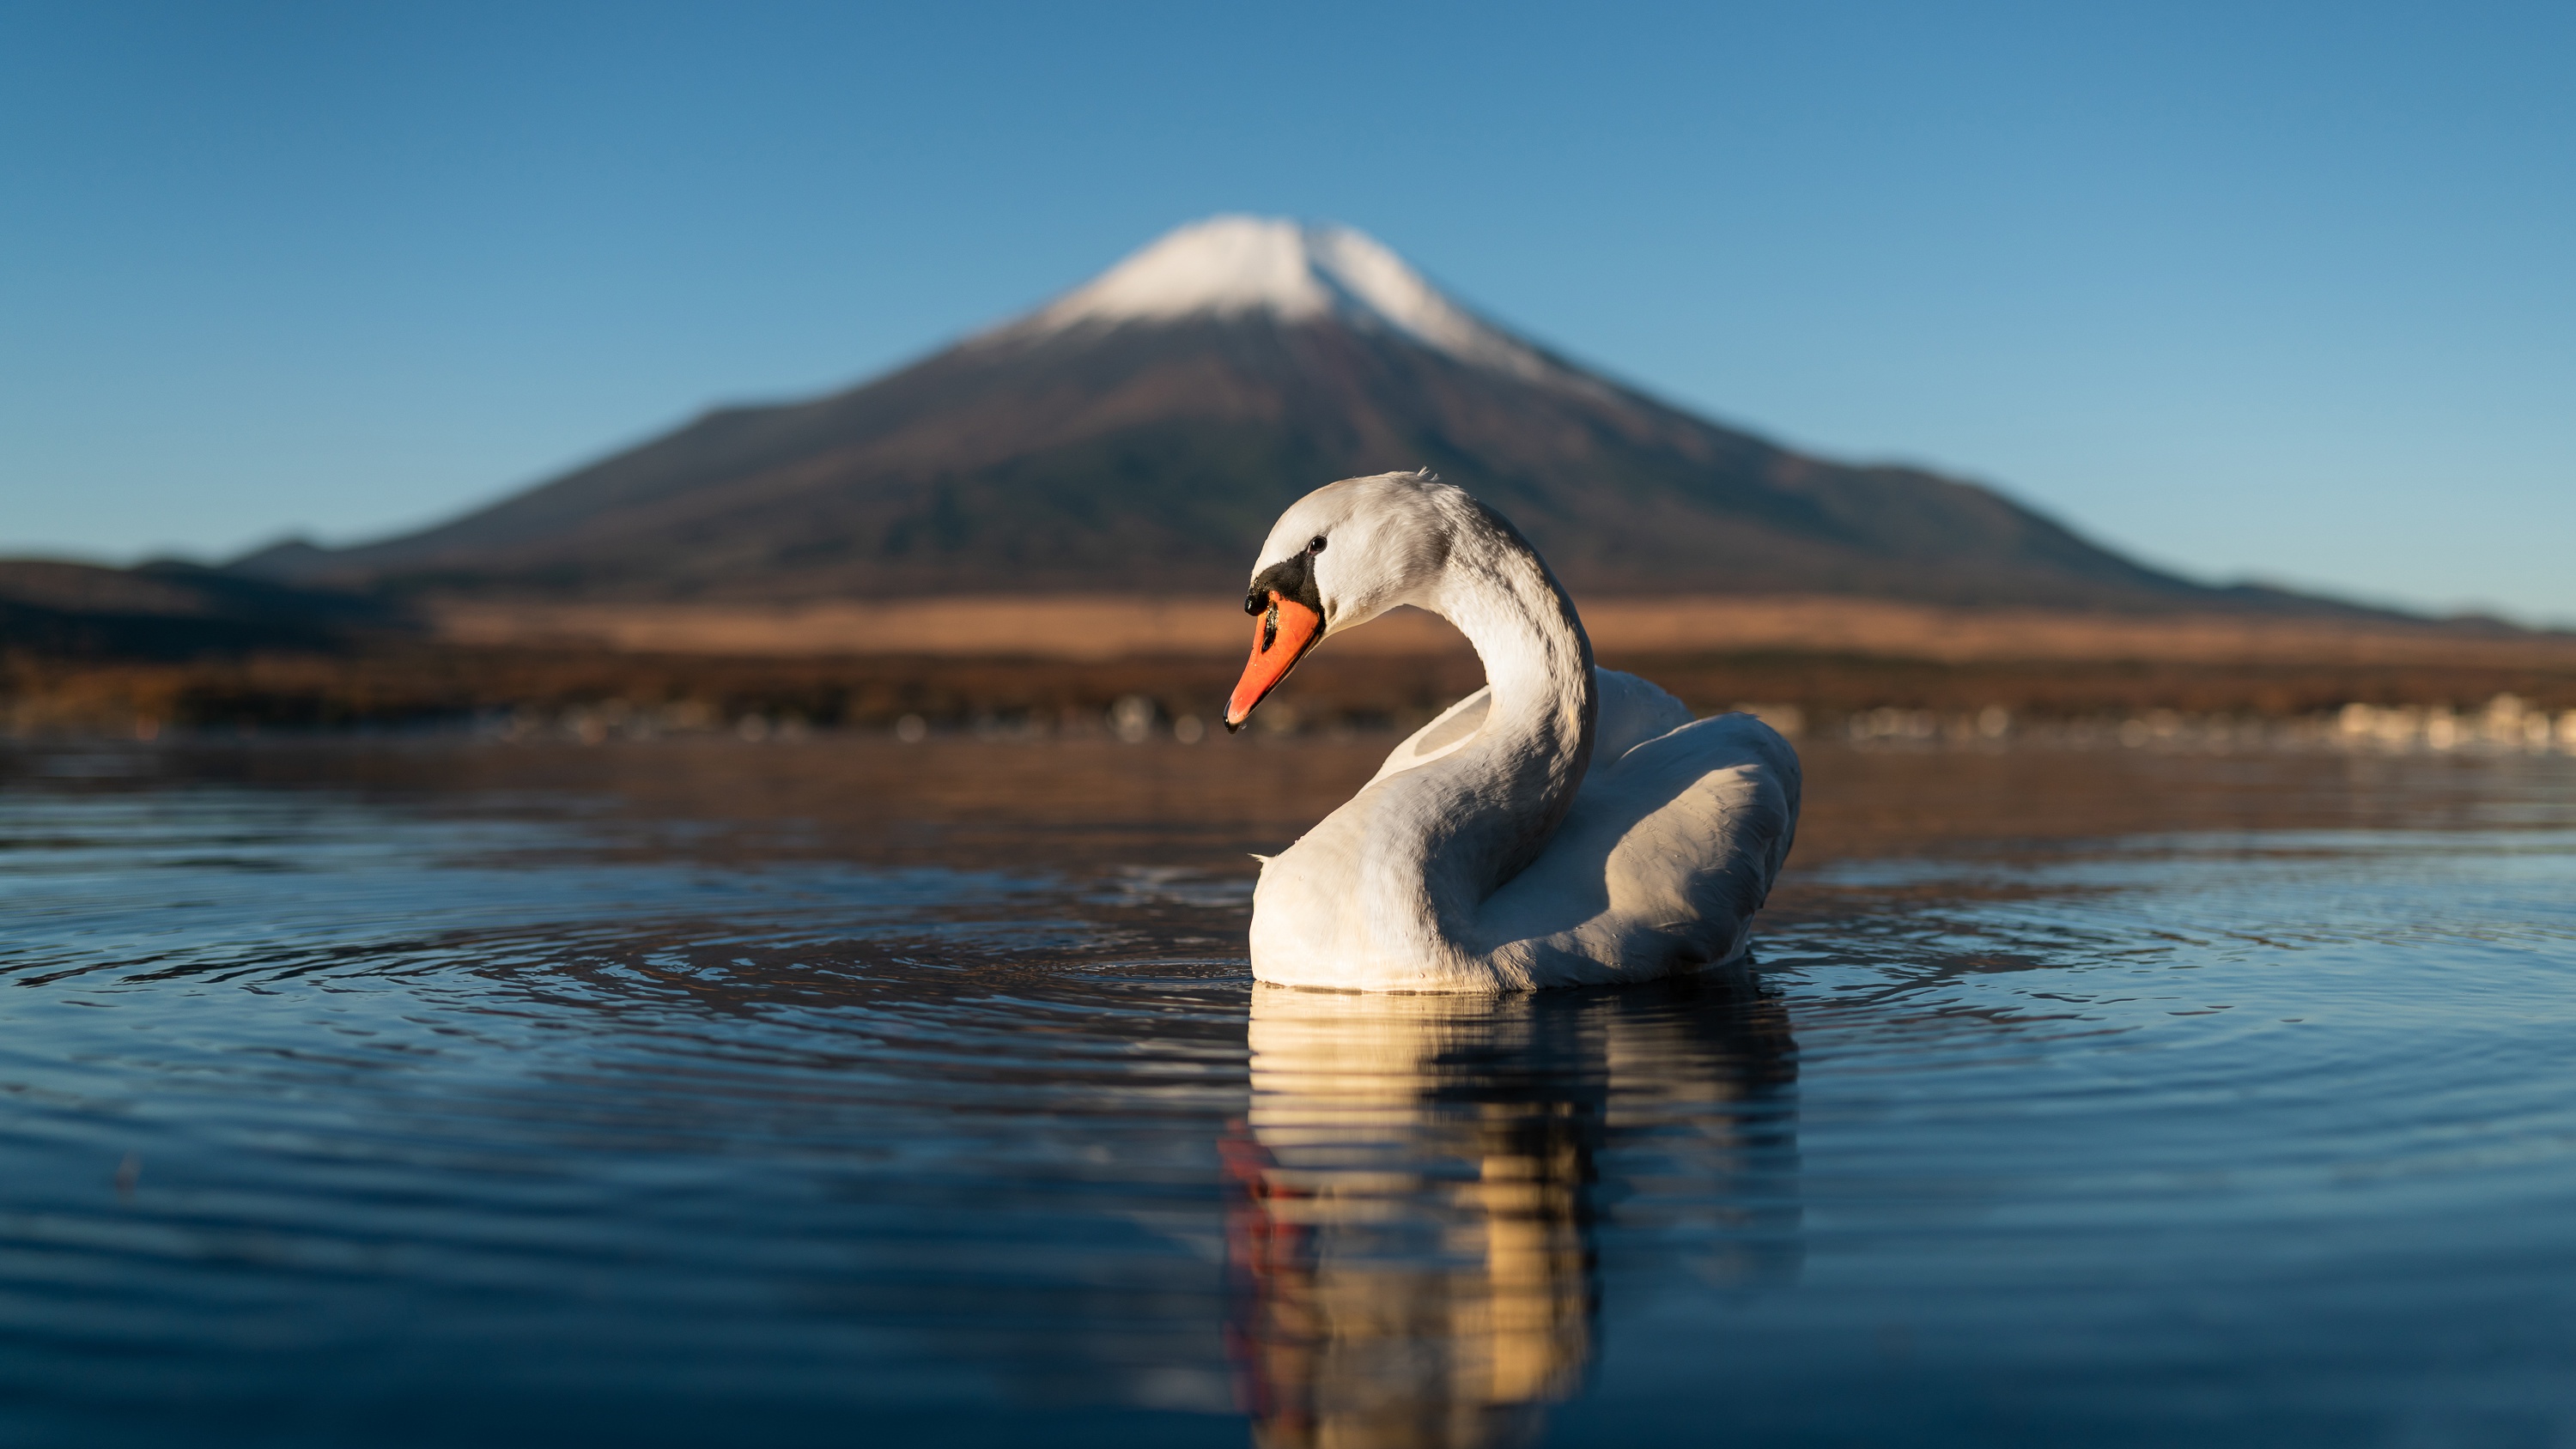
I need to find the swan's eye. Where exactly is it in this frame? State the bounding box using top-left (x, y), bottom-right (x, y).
top-left (1308, 536), bottom-right (1327, 554)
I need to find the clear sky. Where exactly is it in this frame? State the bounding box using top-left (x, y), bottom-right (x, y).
top-left (3, 2), bottom-right (2570, 621)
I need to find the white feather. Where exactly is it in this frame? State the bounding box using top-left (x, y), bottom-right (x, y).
top-left (1240, 472), bottom-right (1801, 992)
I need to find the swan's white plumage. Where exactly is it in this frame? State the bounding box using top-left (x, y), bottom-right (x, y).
top-left (1240, 471), bottom-right (1801, 993)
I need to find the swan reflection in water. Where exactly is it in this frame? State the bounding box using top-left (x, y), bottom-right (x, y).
top-left (1224, 970), bottom-right (1798, 1448)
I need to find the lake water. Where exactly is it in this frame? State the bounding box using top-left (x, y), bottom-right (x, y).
top-left (3, 735), bottom-right (2573, 1447)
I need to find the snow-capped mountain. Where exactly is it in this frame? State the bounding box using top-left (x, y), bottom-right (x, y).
top-left (237, 215), bottom-right (2275, 613)
top-left (1010, 215), bottom-right (1564, 385)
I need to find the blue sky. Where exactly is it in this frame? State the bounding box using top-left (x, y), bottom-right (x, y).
top-left (3, 1), bottom-right (2570, 621)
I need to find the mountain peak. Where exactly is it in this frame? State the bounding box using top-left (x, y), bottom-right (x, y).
top-left (1018, 215), bottom-right (1558, 381)
top-left (234, 215), bottom-right (2298, 619)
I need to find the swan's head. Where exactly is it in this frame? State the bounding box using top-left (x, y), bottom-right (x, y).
top-left (1226, 470), bottom-right (1466, 731)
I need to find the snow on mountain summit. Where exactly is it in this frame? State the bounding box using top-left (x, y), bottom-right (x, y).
top-left (1020, 215), bottom-right (1558, 381)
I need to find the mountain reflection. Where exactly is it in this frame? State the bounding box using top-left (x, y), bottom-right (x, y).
top-left (1225, 972), bottom-right (1798, 1449)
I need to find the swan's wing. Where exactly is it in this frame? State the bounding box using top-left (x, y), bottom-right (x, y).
top-left (1478, 712), bottom-right (1802, 986)
top-left (1364, 668), bottom-right (1690, 790)
top-left (1365, 686), bottom-right (1489, 788)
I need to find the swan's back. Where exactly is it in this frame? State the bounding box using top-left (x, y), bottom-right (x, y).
top-left (1489, 708), bottom-right (1798, 986)
top-left (1366, 670), bottom-right (1800, 989)
top-left (1350, 674), bottom-right (1793, 993)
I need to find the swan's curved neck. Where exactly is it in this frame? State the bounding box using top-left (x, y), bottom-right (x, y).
top-left (1381, 512), bottom-right (1596, 960)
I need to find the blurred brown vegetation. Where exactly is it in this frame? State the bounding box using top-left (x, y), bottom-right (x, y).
top-left (9, 642), bottom-right (2576, 739)
top-left (14, 554), bottom-right (2575, 739)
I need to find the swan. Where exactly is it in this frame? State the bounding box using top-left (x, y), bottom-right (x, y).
top-left (1224, 470), bottom-right (1801, 993)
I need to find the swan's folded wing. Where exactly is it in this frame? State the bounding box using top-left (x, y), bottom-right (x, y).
top-left (1479, 712), bottom-right (1802, 985)
top-left (1366, 668), bottom-right (1690, 791)
top-left (1365, 686), bottom-right (1491, 788)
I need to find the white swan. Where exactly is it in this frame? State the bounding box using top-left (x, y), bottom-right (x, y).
top-left (1224, 470), bottom-right (1801, 992)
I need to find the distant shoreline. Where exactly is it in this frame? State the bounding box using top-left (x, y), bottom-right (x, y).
top-left (9, 632), bottom-right (2573, 742)
top-left (424, 592), bottom-right (2576, 669)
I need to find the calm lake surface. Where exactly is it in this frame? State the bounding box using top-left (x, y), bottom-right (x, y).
top-left (3, 734), bottom-right (2573, 1447)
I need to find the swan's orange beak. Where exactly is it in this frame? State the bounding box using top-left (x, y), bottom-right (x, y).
top-left (1225, 592), bottom-right (1324, 731)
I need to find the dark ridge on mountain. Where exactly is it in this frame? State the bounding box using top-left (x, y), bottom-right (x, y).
top-left (232, 217), bottom-right (2395, 620)
top-left (0, 558), bottom-right (410, 660)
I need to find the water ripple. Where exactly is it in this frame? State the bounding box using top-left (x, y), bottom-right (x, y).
top-left (3, 742), bottom-right (2574, 1446)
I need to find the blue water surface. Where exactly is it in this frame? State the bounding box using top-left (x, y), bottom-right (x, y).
top-left (2, 738), bottom-right (2572, 1447)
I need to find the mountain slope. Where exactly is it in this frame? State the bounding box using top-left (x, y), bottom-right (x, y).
top-left (237, 217), bottom-right (2324, 614)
